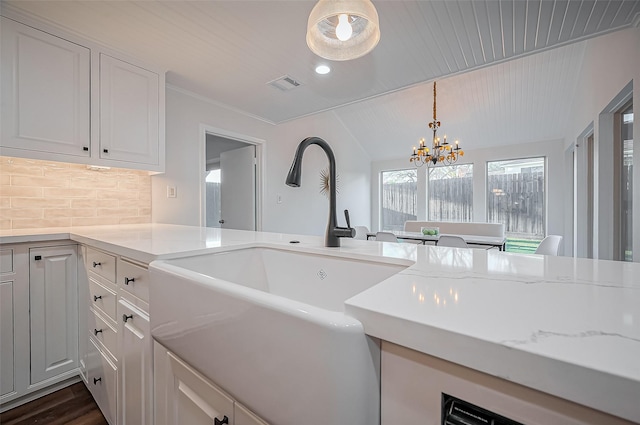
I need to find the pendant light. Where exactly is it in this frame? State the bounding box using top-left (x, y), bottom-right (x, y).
top-left (306, 0), bottom-right (380, 61)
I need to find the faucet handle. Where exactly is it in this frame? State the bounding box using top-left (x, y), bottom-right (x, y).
top-left (344, 209), bottom-right (352, 229)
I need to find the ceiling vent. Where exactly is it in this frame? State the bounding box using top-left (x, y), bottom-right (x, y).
top-left (267, 75), bottom-right (303, 92)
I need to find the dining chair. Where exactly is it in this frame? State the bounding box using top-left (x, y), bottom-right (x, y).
top-left (534, 235), bottom-right (563, 256)
top-left (437, 235), bottom-right (468, 248)
top-left (375, 231), bottom-right (398, 243)
top-left (353, 226), bottom-right (370, 240)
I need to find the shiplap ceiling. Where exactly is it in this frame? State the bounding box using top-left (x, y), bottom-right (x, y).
top-left (3, 0), bottom-right (639, 158)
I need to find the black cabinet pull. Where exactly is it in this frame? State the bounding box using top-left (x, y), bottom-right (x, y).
top-left (94, 328), bottom-right (103, 336)
top-left (123, 314), bottom-right (133, 323)
top-left (103, 148), bottom-right (109, 154)
top-left (83, 146), bottom-right (89, 151)
top-left (93, 295), bottom-right (102, 302)
top-left (124, 277), bottom-right (135, 285)
top-left (34, 255), bottom-right (42, 261)
top-left (92, 262), bottom-right (101, 268)
top-left (94, 377), bottom-right (102, 385)
top-left (214, 416), bottom-right (229, 425)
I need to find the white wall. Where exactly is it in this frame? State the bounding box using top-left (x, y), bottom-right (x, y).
top-left (563, 27), bottom-right (640, 261)
top-left (151, 88), bottom-right (271, 226)
top-left (264, 112), bottom-right (371, 236)
top-left (152, 87), bottom-right (371, 237)
top-left (371, 140), bottom-right (564, 238)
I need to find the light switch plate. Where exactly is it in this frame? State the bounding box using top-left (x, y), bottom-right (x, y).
top-left (167, 186), bottom-right (177, 198)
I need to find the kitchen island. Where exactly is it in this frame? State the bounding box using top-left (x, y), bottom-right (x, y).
top-left (1, 223), bottom-right (638, 424)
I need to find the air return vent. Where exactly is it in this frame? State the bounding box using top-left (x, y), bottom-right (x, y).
top-left (267, 75), bottom-right (303, 92)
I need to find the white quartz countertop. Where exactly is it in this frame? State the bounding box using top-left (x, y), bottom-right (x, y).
top-left (2, 224), bottom-right (639, 422)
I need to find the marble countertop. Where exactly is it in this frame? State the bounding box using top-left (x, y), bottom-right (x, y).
top-left (2, 224), bottom-right (639, 422)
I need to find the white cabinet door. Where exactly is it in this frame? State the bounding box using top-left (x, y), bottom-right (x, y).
top-left (100, 54), bottom-right (160, 167)
top-left (29, 245), bottom-right (78, 384)
top-left (118, 299), bottom-right (152, 425)
top-left (0, 280), bottom-right (14, 398)
top-left (1, 17), bottom-right (91, 157)
top-left (163, 349), bottom-right (234, 425)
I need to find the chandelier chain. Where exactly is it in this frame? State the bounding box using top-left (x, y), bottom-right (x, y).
top-left (433, 81), bottom-right (437, 121)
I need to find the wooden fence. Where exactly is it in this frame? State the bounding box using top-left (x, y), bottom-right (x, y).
top-left (428, 176), bottom-right (473, 222)
top-left (487, 171), bottom-right (545, 238)
top-left (381, 181), bottom-right (417, 231)
top-left (382, 171), bottom-right (545, 237)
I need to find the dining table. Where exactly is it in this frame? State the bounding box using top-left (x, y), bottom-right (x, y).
top-left (366, 231), bottom-right (507, 251)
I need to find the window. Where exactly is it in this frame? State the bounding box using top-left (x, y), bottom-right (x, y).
top-left (487, 158), bottom-right (545, 250)
top-left (428, 164), bottom-right (473, 222)
top-left (381, 169), bottom-right (417, 231)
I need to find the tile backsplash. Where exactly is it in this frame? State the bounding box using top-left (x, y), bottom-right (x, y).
top-left (0, 156), bottom-right (151, 230)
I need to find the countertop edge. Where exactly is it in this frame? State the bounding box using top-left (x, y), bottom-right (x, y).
top-left (344, 302), bottom-right (640, 423)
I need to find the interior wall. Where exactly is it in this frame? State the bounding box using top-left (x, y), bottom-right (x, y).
top-left (564, 27), bottom-right (640, 261)
top-left (265, 111), bottom-right (372, 235)
top-left (152, 87), bottom-right (371, 237)
top-left (151, 88), bottom-right (271, 226)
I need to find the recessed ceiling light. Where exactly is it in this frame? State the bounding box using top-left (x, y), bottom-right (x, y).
top-left (315, 65), bottom-right (331, 75)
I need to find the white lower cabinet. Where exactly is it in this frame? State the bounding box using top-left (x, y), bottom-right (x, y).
top-left (81, 246), bottom-right (154, 425)
top-left (381, 341), bottom-right (634, 425)
top-left (154, 342), bottom-right (268, 425)
top-left (0, 242), bottom-right (79, 412)
top-left (30, 246), bottom-right (78, 384)
top-left (118, 298), bottom-right (152, 425)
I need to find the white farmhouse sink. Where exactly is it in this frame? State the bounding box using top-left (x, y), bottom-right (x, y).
top-left (149, 245), bottom-right (411, 425)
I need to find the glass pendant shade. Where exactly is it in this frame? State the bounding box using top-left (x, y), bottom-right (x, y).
top-left (306, 0), bottom-right (380, 61)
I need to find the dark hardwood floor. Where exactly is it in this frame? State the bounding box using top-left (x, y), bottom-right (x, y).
top-left (0, 382), bottom-right (108, 425)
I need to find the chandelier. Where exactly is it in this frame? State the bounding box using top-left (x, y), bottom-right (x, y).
top-left (410, 81), bottom-right (463, 167)
top-left (306, 0), bottom-right (380, 61)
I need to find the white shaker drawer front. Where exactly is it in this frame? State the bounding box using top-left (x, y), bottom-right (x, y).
top-left (88, 338), bottom-right (117, 425)
top-left (89, 309), bottom-right (117, 360)
top-left (87, 248), bottom-right (116, 283)
top-left (89, 279), bottom-right (117, 322)
top-left (118, 259), bottom-right (149, 303)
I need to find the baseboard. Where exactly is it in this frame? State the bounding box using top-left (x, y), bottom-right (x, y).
top-left (0, 373), bottom-right (81, 413)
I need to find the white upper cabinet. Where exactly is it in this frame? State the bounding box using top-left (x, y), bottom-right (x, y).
top-left (0, 15), bottom-right (165, 172)
top-left (100, 54), bottom-right (160, 168)
top-left (1, 17), bottom-right (91, 157)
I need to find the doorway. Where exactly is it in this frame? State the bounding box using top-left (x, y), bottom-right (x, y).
top-left (573, 125), bottom-right (594, 259)
top-left (200, 126), bottom-right (264, 231)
